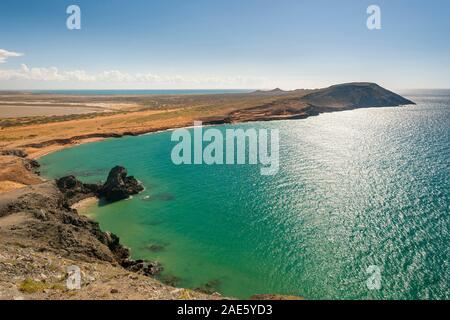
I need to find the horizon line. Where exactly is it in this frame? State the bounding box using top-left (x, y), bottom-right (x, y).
top-left (1, 87), bottom-right (450, 92)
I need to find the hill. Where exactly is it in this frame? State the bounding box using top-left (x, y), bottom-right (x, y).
top-left (300, 82), bottom-right (415, 108)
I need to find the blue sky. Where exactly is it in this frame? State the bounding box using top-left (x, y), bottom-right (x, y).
top-left (0, 0), bottom-right (449, 89)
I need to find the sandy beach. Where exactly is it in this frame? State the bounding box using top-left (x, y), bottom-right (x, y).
top-left (70, 196), bottom-right (98, 211)
top-left (0, 89), bottom-right (311, 191)
top-left (0, 84), bottom-right (414, 193)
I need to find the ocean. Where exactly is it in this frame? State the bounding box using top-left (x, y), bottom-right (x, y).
top-left (40, 91), bottom-right (449, 299)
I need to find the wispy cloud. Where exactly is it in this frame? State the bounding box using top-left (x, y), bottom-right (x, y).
top-left (0, 64), bottom-right (267, 88)
top-left (0, 49), bottom-right (23, 63)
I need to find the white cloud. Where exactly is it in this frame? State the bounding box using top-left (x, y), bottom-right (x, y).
top-left (0, 49), bottom-right (23, 63)
top-left (0, 64), bottom-right (267, 88)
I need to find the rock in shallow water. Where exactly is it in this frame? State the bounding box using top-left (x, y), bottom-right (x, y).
top-left (121, 259), bottom-right (163, 276)
top-left (98, 166), bottom-right (144, 202)
top-left (57, 166), bottom-right (144, 204)
top-left (56, 175), bottom-right (100, 206)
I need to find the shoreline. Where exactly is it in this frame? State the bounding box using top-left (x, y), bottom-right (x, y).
top-left (29, 104), bottom-right (413, 162)
top-left (0, 83), bottom-right (416, 299)
top-left (0, 177), bottom-right (221, 300)
top-left (70, 196), bottom-right (98, 212)
top-left (1, 83), bottom-right (415, 187)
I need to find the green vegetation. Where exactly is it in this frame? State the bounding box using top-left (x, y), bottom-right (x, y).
top-left (19, 278), bottom-right (65, 294)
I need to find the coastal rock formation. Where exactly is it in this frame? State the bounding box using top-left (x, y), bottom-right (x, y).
top-left (98, 166), bottom-right (144, 202)
top-left (121, 259), bottom-right (163, 276)
top-left (0, 181), bottom-right (128, 263)
top-left (0, 149), bottom-right (40, 180)
top-left (22, 158), bottom-right (40, 174)
top-left (0, 169), bottom-right (155, 273)
top-left (0, 177), bottom-right (218, 299)
top-left (300, 82), bottom-right (415, 109)
top-left (203, 82), bottom-right (415, 124)
top-left (56, 166), bottom-right (143, 204)
top-left (0, 164), bottom-right (222, 300)
top-left (56, 175), bottom-right (99, 206)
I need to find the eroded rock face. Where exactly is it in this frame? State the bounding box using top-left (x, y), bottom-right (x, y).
top-left (56, 166), bottom-right (144, 204)
top-left (4, 168), bottom-right (156, 279)
top-left (0, 181), bottom-right (127, 263)
top-left (56, 175), bottom-right (100, 206)
top-left (0, 172), bottom-right (160, 278)
top-left (98, 166), bottom-right (144, 202)
top-left (22, 158), bottom-right (40, 174)
top-left (121, 259), bottom-right (163, 276)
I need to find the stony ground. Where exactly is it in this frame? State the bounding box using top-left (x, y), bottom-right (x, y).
top-left (0, 240), bottom-right (216, 300)
top-left (0, 211), bottom-right (299, 300)
top-left (0, 182), bottom-right (220, 300)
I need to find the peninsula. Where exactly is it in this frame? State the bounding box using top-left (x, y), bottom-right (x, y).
top-left (0, 82), bottom-right (414, 299)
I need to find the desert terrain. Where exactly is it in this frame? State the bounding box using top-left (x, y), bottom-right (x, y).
top-left (0, 88), bottom-right (317, 192)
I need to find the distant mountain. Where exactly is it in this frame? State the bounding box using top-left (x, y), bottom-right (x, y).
top-left (269, 88), bottom-right (284, 93)
top-left (204, 82), bottom-right (415, 125)
top-left (300, 82), bottom-right (415, 108)
top-left (251, 88), bottom-right (288, 95)
top-left (253, 88), bottom-right (284, 93)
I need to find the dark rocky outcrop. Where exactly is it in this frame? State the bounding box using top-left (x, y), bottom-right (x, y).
top-left (22, 158), bottom-right (41, 175)
top-left (0, 181), bottom-right (130, 263)
top-left (56, 175), bottom-right (100, 206)
top-left (0, 167), bottom-right (159, 278)
top-left (121, 259), bottom-right (163, 277)
top-left (98, 166), bottom-right (144, 202)
top-left (1, 149), bottom-right (28, 158)
top-left (56, 166), bottom-right (143, 204)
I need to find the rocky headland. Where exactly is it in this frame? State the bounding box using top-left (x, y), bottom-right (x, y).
top-left (56, 166), bottom-right (144, 204)
top-left (0, 166), bottom-right (218, 299)
top-left (202, 82), bottom-right (415, 124)
top-left (0, 82), bottom-right (414, 300)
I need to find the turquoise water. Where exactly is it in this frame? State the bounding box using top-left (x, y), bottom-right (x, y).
top-left (40, 93), bottom-right (449, 299)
